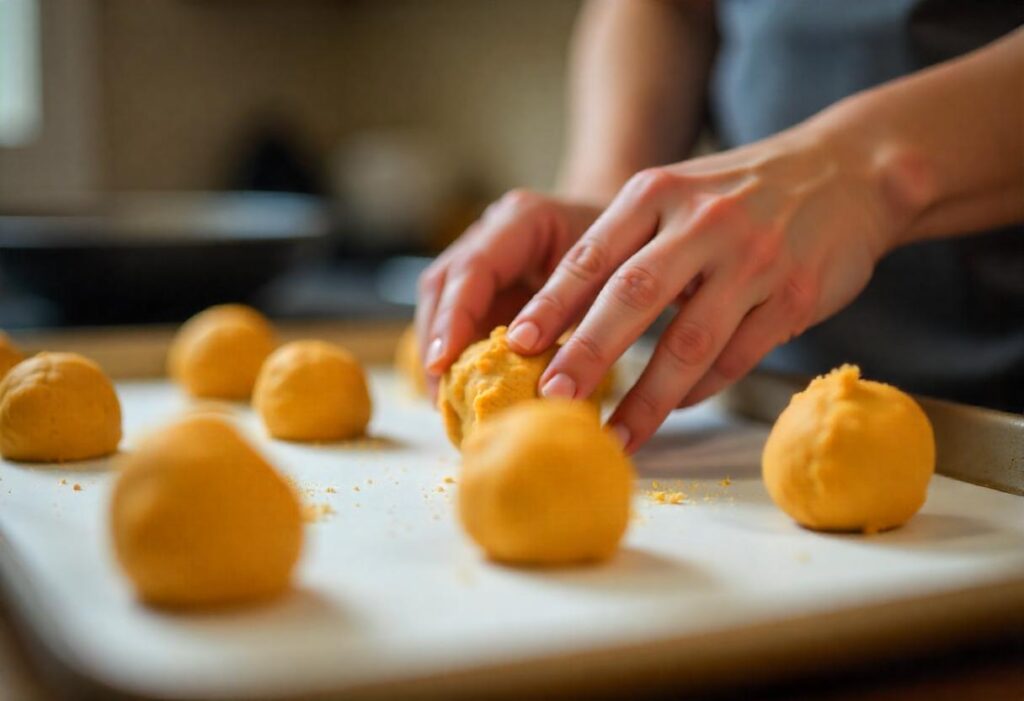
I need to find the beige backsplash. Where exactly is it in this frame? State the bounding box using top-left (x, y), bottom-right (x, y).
top-left (98, 0), bottom-right (580, 198)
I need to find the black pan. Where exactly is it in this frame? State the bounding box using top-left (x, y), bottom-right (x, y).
top-left (0, 192), bottom-right (330, 325)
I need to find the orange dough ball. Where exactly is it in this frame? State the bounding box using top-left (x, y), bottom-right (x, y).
top-left (394, 324), bottom-right (427, 396)
top-left (168, 304), bottom-right (276, 400)
top-left (459, 399), bottom-right (634, 565)
top-left (763, 365), bottom-right (935, 534)
top-left (0, 332), bottom-right (25, 379)
top-left (0, 352), bottom-right (121, 462)
top-left (253, 340), bottom-right (372, 441)
top-left (110, 415), bottom-right (303, 609)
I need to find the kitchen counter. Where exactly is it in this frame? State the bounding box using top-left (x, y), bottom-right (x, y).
top-left (0, 322), bottom-right (1021, 700)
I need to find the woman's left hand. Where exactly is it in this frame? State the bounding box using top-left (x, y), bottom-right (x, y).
top-left (505, 124), bottom-right (911, 452)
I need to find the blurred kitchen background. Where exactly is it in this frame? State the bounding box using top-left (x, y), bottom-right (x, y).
top-left (0, 0), bottom-right (581, 328)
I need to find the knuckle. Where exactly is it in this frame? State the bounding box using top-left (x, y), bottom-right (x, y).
top-left (740, 231), bottom-right (784, 279)
top-left (607, 265), bottom-right (660, 311)
top-left (499, 187), bottom-right (542, 212)
top-left (779, 270), bottom-right (819, 328)
top-left (418, 266), bottom-right (443, 294)
top-left (530, 290), bottom-right (568, 318)
top-left (458, 247), bottom-right (489, 272)
top-left (566, 332), bottom-right (606, 367)
top-left (560, 240), bottom-right (608, 282)
top-left (628, 386), bottom-right (663, 420)
top-left (664, 319), bottom-right (715, 368)
top-left (694, 192), bottom-right (741, 227)
top-left (624, 168), bottom-right (677, 203)
top-left (713, 347), bottom-right (758, 382)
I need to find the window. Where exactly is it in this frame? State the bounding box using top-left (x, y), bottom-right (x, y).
top-left (0, 0), bottom-right (41, 147)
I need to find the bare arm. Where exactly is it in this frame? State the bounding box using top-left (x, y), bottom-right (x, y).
top-left (557, 0), bottom-right (716, 204)
top-left (815, 26), bottom-right (1024, 246)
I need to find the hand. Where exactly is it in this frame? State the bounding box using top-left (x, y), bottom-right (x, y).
top-left (507, 127), bottom-right (903, 452)
top-left (415, 190), bottom-right (603, 397)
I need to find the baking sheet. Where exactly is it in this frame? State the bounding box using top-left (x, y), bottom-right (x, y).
top-left (0, 371), bottom-right (1022, 700)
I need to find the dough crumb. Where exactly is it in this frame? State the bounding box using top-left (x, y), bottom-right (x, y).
top-left (325, 486), bottom-right (336, 494)
top-left (73, 483), bottom-right (82, 492)
top-left (443, 475), bottom-right (456, 484)
top-left (720, 477), bottom-right (732, 487)
top-left (302, 503), bottom-right (336, 523)
top-left (59, 479), bottom-right (67, 486)
top-left (647, 490), bottom-right (686, 505)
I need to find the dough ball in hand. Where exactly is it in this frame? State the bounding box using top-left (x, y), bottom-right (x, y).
top-left (395, 324), bottom-right (427, 397)
top-left (0, 332), bottom-right (25, 379)
top-left (253, 340), bottom-right (372, 441)
top-left (458, 399), bottom-right (634, 565)
top-left (168, 304), bottom-right (276, 400)
top-left (0, 352), bottom-right (121, 462)
top-left (439, 326), bottom-right (557, 447)
top-left (110, 415), bottom-right (303, 609)
top-left (763, 365), bottom-right (935, 534)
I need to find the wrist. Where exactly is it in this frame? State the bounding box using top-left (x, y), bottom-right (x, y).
top-left (808, 89), bottom-right (942, 252)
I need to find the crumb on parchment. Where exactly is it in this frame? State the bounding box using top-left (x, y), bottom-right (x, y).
top-left (302, 503), bottom-right (335, 523)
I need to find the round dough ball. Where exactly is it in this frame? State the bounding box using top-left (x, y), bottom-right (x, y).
top-left (395, 324), bottom-right (427, 396)
top-left (168, 304), bottom-right (276, 400)
top-left (459, 399), bottom-right (634, 565)
top-left (0, 352), bottom-right (121, 462)
top-left (0, 332), bottom-right (25, 379)
top-left (762, 364), bottom-right (935, 534)
top-left (110, 415), bottom-right (303, 608)
top-left (253, 340), bottom-right (372, 441)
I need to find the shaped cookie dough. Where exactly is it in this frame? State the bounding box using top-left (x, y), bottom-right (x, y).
top-left (168, 304), bottom-right (276, 400)
top-left (762, 365), bottom-right (935, 534)
top-left (0, 332), bottom-right (25, 379)
top-left (253, 340), bottom-right (372, 441)
top-left (394, 324), bottom-right (427, 397)
top-left (110, 415), bottom-right (303, 608)
top-left (458, 399), bottom-right (634, 565)
top-left (0, 352), bottom-right (121, 462)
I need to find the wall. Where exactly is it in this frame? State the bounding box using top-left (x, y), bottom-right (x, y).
top-left (98, 0), bottom-right (581, 197)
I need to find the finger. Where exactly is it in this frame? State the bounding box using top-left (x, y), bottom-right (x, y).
top-left (507, 169), bottom-right (685, 355)
top-left (425, 256), bottom-right (499, 374)
top-left (606, 276), bottom-right (753, 452)
top-left (414, 221), bottom-right (475, 370)
top-left (537, 208), bottom-right (716, 402)
top-left (679, 273), bottom-right (819, 407)
top-left (424, 192), bottom-right (561, 373)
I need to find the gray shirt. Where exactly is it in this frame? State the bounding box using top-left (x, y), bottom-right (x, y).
top-left (711, 0), bottom-right (1024, 411)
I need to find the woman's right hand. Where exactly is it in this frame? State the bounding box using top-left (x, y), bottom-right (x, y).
top-left (415, 190), bottom-right (603, 397)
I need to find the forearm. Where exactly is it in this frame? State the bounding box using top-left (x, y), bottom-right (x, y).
top-left (812, 27), bottom-right (1024, 247)
top-left (557, 0), bottom-right (716, 205)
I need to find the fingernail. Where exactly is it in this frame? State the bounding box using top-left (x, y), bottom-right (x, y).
top-left (425, 337), bottom-right (444, 370)
top-left (610, 423), bottom-right (631, 449)
top-left (507, 321), bottom-right (540, 352)
top-left (541, 373), bottom-right (577, 399)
